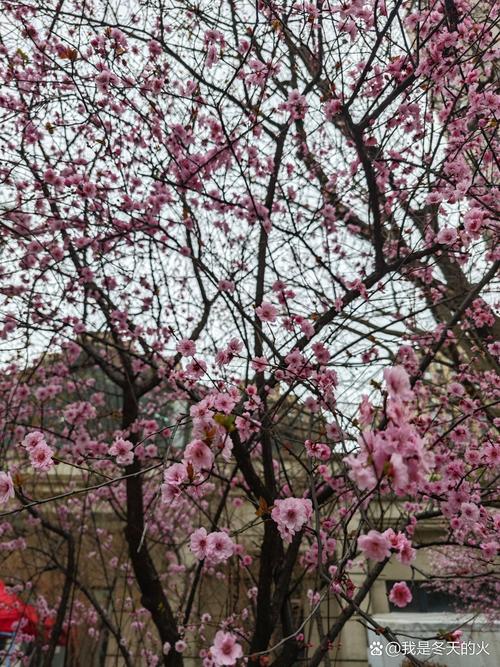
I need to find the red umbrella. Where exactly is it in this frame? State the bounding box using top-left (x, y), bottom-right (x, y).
top-left (0, 581), bottom-right (38, 637)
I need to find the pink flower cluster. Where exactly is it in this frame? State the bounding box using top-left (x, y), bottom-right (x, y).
top-left (22, 431), bottom-right (54, 472)
top-left (176, 338), bottom-right (197, 357)
top-left (324, 97), bottom-right (342, 120)
top-left (189, 391), bottom-right (242, 456)
top-left (109, 438), bottom-right (134, 466)
top-left (305, 439), bottom-right (331, 461)
top-left (190, 528), bottom-right (235, 564)
top-left (358, 529), bottom-right (415, 565)
top-left (271, 497), bottom-right (313, 543)
top-left (346, 366), bottom-right (433, 495)
top-left (161, 436), bottom-right (217, 503)
top-left (161, 463), bottom-right (189, 503)
top-left (215, 338), bottom-right (244, 367)
top-left (63, 401), bottom-right (97, 425)
top-left (347, 424), bottom-right (433, 495)
top-left (283, 89), bottom-right (308, 120)
top-left (383, 365), bottom-right (414, 402)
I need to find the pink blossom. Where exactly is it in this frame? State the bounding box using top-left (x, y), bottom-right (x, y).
top-left (218, 279), bottom-right (235, 293)
top-left (109, 438), bottom-right (134, 466)
top-left (251, 356), bottom-right (268, 372)
top-left (299, 319), bottom-right (314, 338)
top-left (484, 444), bottom-right (500, 465)
top-left (480, 542), bottom-right (498, 560)
top-left (383, 366), bottom-right (413, 401)
top-left (311, 342), bottom-right (330, 364)
top-left (161, 483), bottom-right (182, 504)
top-left (190, 527), bottom-right (235, 563)
top-left (176, 338), bottom-right (197, 357)
top-left (388, 452), bottom-right (409, 494)
top-left (213, 393), bottom-right (236, 414)
top-left (255, 302), bottom-right (277, 322)
top-left (164, 463), bottom-right (188, 487)
top-left (0, 472), bottom-right (15, 504)
top-left (324, 98), bottom-right (342, 120)
top-left (326, 423), bottom-right (342, 441)
top-left (346, 455), bottom-right (377, 490)
top-left (396, 345), bottom-right (419, 374)
top-left (186, 358), bottom-right (207, 380)
top-left (80, 182), bottom-right (97, 199)
top-left (227, 338), bottom-right (243, 355)
top-left (436, 227), bottom-right (458, 245)
top-left (488, 342), bottom-right (500, 358)
top-left (397, 540), bottom-right (416, 566)
top-left (460, 502), bottom-right (480, 525)
top-left (63, 401), bottom-right (96, 425)
top-left (95, 69), bottom-right (117, 93)
top-left (184, 439), bottom-right (214, 470)
top-left (148, 40), bottom-right (162, 57)
top-left (449, 382), bottom-right (465, 397)
top-left (220, 437), bottom-right (234, 462)
top-left (358, 530), bottom-right (392, 562)
top-left (384, 529), bottom-right (416, 565)
top-left (210, 631), bottom-right (243, 666)
top-left (388, 581), bottom-right (412, 608)
top-left (29, 443), bottom-right (54, 472)
top-left (347, 421), bottom-right (433, 497)
top-left (305, 440), bottom-right (331, 461)
top-left (215, 350), bottom-right (231, 366)
top-left (284, 89), bottom-right (308, 120)
top-left (190, 527), bottom-right (210, 559)
top-left (358, 395), bottom-right (375, 427)
top-left (206, 531), bottom-right (235, 563)
top-left (22, 431), bottom-right (46, 451)
top-left (271, 498), bottom-right (313, 543)
top-left (161, 462), bottom-right (190, 503)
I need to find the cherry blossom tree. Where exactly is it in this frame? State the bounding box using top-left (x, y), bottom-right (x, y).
top-left (0, 0), bottom-right (499, 665)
